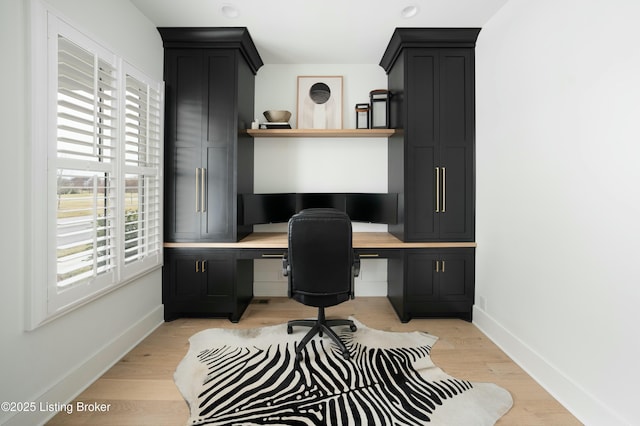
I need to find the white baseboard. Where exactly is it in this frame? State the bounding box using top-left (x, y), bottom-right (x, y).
top-left (4, 305), bottom-right (164, 426)
top-left (472, 306), bottom-right (627, 426)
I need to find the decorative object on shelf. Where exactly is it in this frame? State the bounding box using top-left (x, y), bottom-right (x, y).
top-left (263, 110), bottom-right (291, 122)
top-left (370, 89), bottom-right (391, 129)
top-left (262, 110), bottom-right (292, 129)
top-left (355, 103), bottom-right (370, 129)
top-left (297, 76), bottom-right (343, 129)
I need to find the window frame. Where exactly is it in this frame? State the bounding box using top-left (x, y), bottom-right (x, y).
top-left (27, 1), bottom-right (163, 329)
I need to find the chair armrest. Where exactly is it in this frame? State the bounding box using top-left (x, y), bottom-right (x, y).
top-left (282, 253), bottom-right (290, 277)
top-left (353, 255), bottom-right (361, 278)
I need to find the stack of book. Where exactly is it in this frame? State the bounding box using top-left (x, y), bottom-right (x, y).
top-left (260, 122), bottom-right (291, 129)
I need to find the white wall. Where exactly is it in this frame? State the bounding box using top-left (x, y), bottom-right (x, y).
top-left (475, 0), bottom-right (640, 424)
top-left (0, 1), bottom-right (164, 424)
top-left (253, 64), bottom-right (390, 296)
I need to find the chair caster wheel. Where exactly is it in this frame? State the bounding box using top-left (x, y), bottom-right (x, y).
top-left (342, 352), bottom-right (350, 360)
top-left (287, 325), bottom-right (293, 334)
top-left (296, 352), bottom-right (303, 362)
top-left (350, 324), bottom-right (357, 332)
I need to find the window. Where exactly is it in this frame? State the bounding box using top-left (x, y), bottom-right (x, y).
top-left (28, 5), bottom-right (163, 328)
top-left (55, 35), bottom-right (118, 299)
top-left (121, 70), bottom-right (163, 275)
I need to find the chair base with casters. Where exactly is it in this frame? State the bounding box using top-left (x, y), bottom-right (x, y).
top-left (287, 306), bottom-right (357, 361)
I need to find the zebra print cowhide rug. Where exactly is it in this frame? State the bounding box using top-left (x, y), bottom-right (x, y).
top-left (174, 319), bottom-right (513, 425)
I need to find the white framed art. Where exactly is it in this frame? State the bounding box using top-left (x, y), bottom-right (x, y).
top-left (296, 76), bottom-right (343, 129)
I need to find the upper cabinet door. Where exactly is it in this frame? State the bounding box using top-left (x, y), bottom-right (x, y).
top-left (395, 47), bottom-right (475, 242)
top-left (165, 50), bottom-right (206, 241)
top-left (438, 49), bottom-right (474, 241)
top-left (405, 50), bottom-right (439, 240)
top-left (201, 51), bottom-right (235, 240)
top-left (439, 49), bottom-right (474, 148)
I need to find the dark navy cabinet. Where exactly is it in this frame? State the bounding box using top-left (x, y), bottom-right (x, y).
top-left (160, 28), bottom-right (262, 321)
top-left (382, 29), bottom-right (478, 242)
top-left (161, 28), bottom-right (262, 243)
top-left (382, 28), bottom-right (479, 321)
top-left (163, 249), bottom-right (253, 322)
top-left (404, 248), bottom-right (475, 322)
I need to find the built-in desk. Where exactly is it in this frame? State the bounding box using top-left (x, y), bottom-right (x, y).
top-left (163, 233), bottom-right (476, 323)
top-left (164, 232), bottom-right (477, 249)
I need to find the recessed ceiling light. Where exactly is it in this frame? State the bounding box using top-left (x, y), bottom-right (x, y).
top-left (401, 5), bottom-right (419, 19)
top-left (221, 4), bottom-right (240, 19)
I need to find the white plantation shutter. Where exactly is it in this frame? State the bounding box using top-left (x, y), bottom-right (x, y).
top-left (57, 37), bottom-right (117, 163)
top-left (54, 34), bottom-right (118, 297)
top-left (27, 8), bottom-right (164, 325)
top-left (122, 70), bottom-right (163, 272)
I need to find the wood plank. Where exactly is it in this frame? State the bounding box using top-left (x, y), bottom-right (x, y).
top-left (47, 298), bottom-right (580, 425)
top-left (163, 232), bottom-right (478, 249)
top-left (246, 128), bottom-right (398, 138)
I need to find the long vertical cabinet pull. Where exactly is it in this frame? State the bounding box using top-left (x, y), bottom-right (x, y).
top-left (201, 168), bottom-right (207, 212)
top-left (195, 168), bottom-right (208, 213)
top-left (441, 167), bottom-right (446, 213)
top-left (435, 167), bottom-right (440, 212)
top-left (434, 167), bottom-right (447, 213)
top-left (195, 168), bottom-right (200, 212)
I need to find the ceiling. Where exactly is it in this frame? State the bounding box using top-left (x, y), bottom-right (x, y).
top-left (130, 0), bottom-right (508, 65)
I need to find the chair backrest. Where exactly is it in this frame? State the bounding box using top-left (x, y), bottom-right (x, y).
top-left (287, 208), bottom-right (354, 307)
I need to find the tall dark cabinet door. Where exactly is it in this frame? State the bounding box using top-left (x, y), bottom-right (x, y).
top-left (406, 50), bottom-right (439, 240)
top-left (438, 49), bottom-right (474, 240)
top-left (202, 52), bottom-right (235, 240)
top-left (165, 50), bottom-right (205, 241)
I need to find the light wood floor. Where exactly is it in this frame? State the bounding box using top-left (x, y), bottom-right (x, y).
top-left (47, 297), bottom-right (581, 425)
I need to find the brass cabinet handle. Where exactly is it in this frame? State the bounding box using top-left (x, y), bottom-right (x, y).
top-left (195, 168), bottom-right (200, 212)
top-left (442, 167), bottom-right (446, 213)
top-left (435, 167), bottom-right (440, 213)
top-left (434, 260), bottom-right (446, 273)
top-left (201, 168), bottom-right (207, 213)
top-left (195, 260), bottom-right (207, 273)
top-left (359, 254), bottom-right (380, 258)
top-left (261, 254), bottom-right (285, 258)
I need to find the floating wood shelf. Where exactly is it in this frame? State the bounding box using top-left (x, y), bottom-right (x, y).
top-left (246, 128), bottom-right (398, 138)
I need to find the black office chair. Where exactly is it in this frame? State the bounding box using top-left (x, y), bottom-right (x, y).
top-left (283, 208), bottom-right (360, 360)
